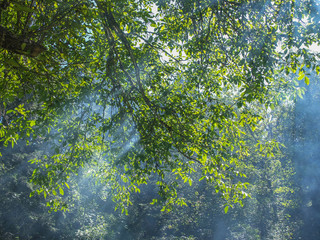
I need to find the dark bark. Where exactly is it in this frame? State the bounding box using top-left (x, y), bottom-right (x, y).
top-left (0, 25), bottom-right (46, 57)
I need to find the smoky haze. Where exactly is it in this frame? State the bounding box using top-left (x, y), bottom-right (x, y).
top-left (292, 76), bottom-right (320, 239)
top-left (1, 80), bottom-right (320, 239)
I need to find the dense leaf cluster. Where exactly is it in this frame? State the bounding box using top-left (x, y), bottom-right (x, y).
top-left (1, 0), bottom-right (320, 213)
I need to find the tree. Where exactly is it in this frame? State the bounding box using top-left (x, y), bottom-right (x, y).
top-left (1, 0), bottom-right (320, 212)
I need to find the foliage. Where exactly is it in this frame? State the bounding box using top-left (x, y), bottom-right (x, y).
top-left (0, 73), bottom-right (319, 239)
top-left (1, 0), bottom-right (320, 213)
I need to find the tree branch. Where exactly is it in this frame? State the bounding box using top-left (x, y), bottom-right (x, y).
top-left (0, 25), bottom-right (46, 57)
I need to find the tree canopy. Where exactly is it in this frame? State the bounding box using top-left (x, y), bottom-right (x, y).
top-left (1, 0), bottom-right (320, 212)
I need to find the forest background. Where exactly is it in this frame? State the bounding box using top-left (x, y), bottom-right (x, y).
top-left (1, 0), bottom-right (320, 239)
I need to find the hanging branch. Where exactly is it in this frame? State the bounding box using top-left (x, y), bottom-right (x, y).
top-left (0, 25), bottom-right (46, 57)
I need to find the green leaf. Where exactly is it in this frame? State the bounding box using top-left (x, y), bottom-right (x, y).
top-left (298, 71), bottom-right (305, 80)
top-left (29, 120), bottom-right (36, 127)
top-left (21, 43), bottom-right (27, 51)
top-left (224, 206), bottom-right (229, 214)
top-left (304, 76), bottom-right (310, 85)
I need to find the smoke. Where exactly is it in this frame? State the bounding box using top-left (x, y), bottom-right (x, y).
top-left (292, 75), bottom-right (320, 239)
